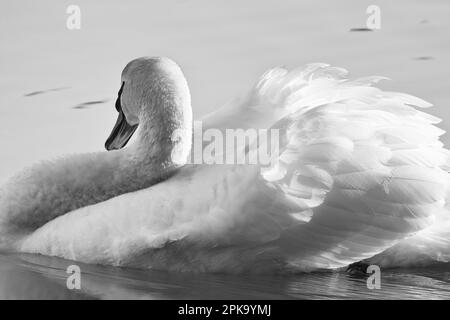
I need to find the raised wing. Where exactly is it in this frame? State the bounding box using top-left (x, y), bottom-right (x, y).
top-left (246, 64), bottom-right (450, 269)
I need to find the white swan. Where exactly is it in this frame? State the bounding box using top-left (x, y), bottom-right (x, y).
top-left (1, 56), bottom-right (449, 273)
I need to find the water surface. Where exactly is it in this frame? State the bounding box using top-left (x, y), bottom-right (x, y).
top-left (1, 252), bottom-right (449, 299)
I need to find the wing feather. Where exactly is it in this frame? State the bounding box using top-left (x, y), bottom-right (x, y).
top-left (242, 64), bottom-right (450, 269)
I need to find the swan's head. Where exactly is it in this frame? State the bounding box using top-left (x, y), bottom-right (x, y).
top-left (105, 57), bottom-right (192, 165)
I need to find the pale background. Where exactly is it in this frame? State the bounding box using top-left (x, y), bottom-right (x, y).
top-left (1, 0), bottom-right (449, 184)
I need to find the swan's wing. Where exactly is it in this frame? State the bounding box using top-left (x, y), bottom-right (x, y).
top-left (368, 208), bottom-right (450, 267)
top-left (205, 64), bottom-right (450, 270)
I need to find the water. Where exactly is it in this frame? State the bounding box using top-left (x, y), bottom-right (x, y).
top-left (1, 0), bottom-right (450, 300)
top-left (1, 252), bottom-right (449, 299)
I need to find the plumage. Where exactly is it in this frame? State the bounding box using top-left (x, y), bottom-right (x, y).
top-left (0, 57), bottom-right (449, 273)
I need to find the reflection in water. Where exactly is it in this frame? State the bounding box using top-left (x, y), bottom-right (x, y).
top-left (1, 252), bottom-right (449, 299)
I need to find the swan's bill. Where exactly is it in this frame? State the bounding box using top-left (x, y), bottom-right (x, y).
top-left (105, 82), bottom-right (138, 151)
top-left (105, 109), bottom-right (138, 150)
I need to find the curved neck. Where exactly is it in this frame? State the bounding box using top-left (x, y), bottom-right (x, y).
top-left (114, 89), bottom-right (193, 193)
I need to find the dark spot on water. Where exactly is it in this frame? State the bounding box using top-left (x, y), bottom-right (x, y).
top-left (72, 99), bottom-right (109, 109)
top-left (413, 56), bottom-right (435, 61)
top-left (419, 19), bottom-right (429, 24)
top-left (349, 28), bottom-right (373, 32)
top-left (24, 87), bottom-right (70, 97)
top-left (24, 90), bottom-right (46, 97)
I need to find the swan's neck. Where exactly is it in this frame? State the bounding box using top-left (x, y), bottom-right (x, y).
top-left (117, 103), bottom-right (192, 190)
top-left (116, 59), bottom-right (193, 187)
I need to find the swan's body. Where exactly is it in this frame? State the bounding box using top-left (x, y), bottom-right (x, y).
top-left (1, 57), bottom-right (449, 273)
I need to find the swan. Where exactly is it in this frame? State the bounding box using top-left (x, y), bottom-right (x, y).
top-left (0, 56), bottom-right (449, 273)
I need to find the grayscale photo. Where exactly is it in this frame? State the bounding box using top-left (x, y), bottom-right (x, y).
top-left (1, 0), bottom-right (450, 304)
